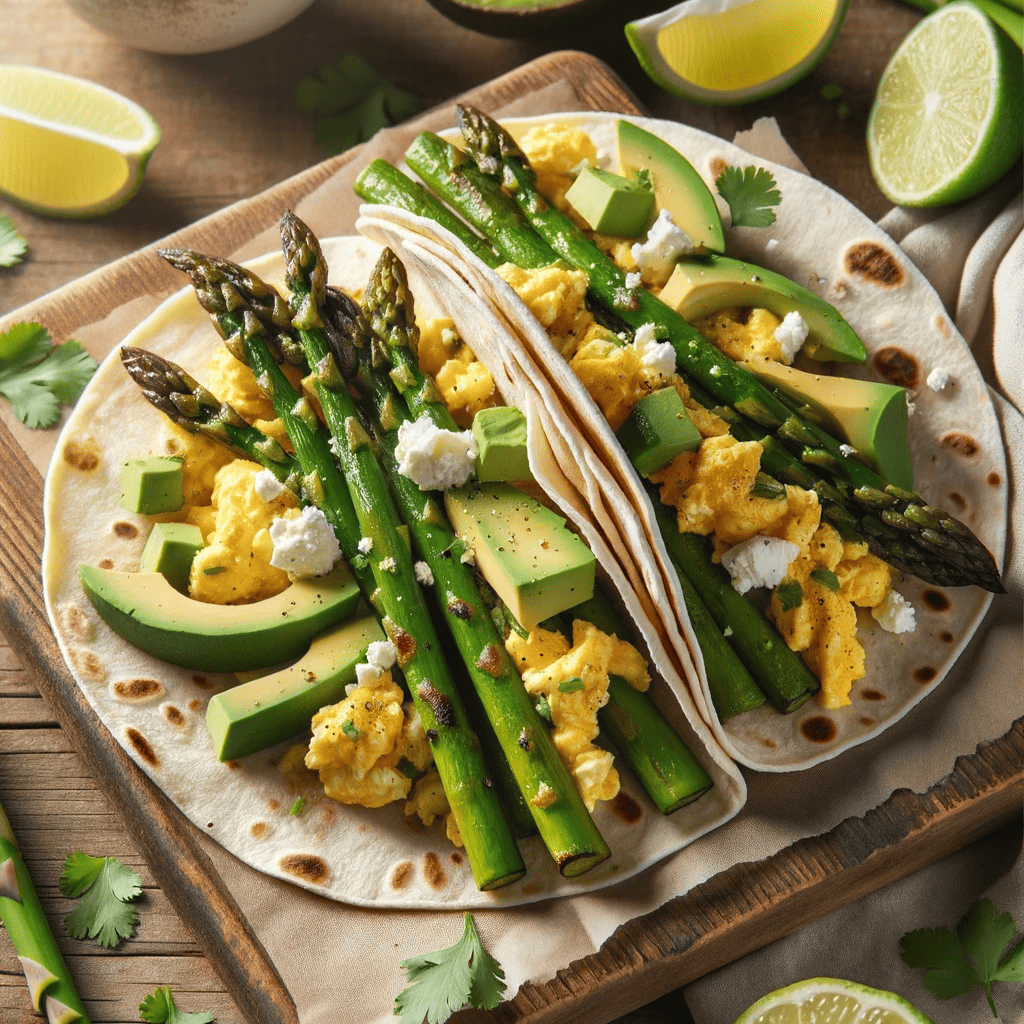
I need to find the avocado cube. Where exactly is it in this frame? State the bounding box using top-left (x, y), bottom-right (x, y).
top-left (445, 482), bottom-right (595, 630)
top-left (139, 522), bottom-right (204, 593)
top-left (206, 613), bottom-right (384, 761)
top-left (473, 406), bottom-right (533, 482)
top-left (120, 455), bottom-right (184, 514)
top-left (565, 165), bottom-right (655, 238)
top-left (616, 387), bottom-right (702, 478)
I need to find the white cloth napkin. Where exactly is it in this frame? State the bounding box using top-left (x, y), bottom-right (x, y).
top-left (683, 122), bottom-right (1024, 1024)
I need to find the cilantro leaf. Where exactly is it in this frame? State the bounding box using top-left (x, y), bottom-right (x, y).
top-left (0, 215), bottom-right (28, 268)
top-left (294, 53), bottom-right (423, 157)
top-left (60, 852), bottom-right (142, 948)
top-left (395, 913), bottom-right (505, 1024)
top-left (901, 898), bottom-right (1024, 1018)
top-left (0, 322), bottom-right (97, 428)
top-left (140, 986), bottom-right (215, 1024)
top-left (715, 165), bottom-right (782, 229)
top-left (774, 577), bottom-right (803, 612)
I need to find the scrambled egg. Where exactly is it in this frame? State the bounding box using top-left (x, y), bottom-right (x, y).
top-left (505, 620), bottom-right (649, 811)
top-left (518, 124), bottom-right (597, 218)
top-left (694, 307), bottom-right (790, 365)
top-left (405, 770), bottom-right (463, 848)
top-left (415, 315), bottom-right (498, 427)
top-left (186, 459), bottom-right (298, 604)
top-left (305, 670), bottom-right (433, 809)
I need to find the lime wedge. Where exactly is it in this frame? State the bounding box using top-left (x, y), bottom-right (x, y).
top-left (625, 0), bottom-right (849, 105)
top-left (0, 64), bottom-right (160, 218)
top-left (867, 2), bottom-right (1023, 208)
top-left (733, 977), bottom-right (936, 1024)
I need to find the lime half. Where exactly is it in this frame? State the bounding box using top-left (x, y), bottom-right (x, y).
top-left (625, 0), bottom-right (849, 105)
top-left (867, 2), bottom-right (1023, 208)
top-left (0, 64), bottom-right (160, 218)
top-left (733, 977), bottom-right (936, 1024)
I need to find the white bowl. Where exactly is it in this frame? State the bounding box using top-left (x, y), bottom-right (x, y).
top-left (62, 0), bottom-right (319, 55)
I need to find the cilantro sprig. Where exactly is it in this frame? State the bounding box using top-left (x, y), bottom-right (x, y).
top-left (715, 165), bottom-right (782, 229)
top-left (294, 53), bottom-right (423, 157)
top-left (0, 322), bottom-right (97, 428)
top-left (140, 986), bottom-right (215, 1024)
top-left (59, 852), bottom-right (142, 948)
top-left (395, 913), bottom-right (506, 1024)
top-left (901, 898), bottom-right (1024, 1018)
top-left (0, 215), bottom-right (28, 267)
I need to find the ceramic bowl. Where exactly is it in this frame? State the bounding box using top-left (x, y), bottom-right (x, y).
top-left (423, 0), bottom-right (613, 38)
top-left (62, 0), bottom-right (319, 55)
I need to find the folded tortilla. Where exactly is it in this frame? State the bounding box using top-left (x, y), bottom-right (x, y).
top-left (42, 233), bottom-right (745, 910)
top-left (356, 111), bottom-right (1008, 772)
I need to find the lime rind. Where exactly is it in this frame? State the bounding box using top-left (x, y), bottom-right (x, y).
top-left (625, 0), bottom-right (849, 106)
top-left (733, 977), bottom-right (937, 1024)
top-left (866, 2), bottom-right (1024, 207)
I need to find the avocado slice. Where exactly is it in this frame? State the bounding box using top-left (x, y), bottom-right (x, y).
top-left (444, 482), bottom-right (595, 630)
top-left (565, 165), bottom-right (656, 238)
top-left (473, 406), bottom-right (533, 482)
top-left (80, 560), bottom-right (360, 672)
top-left (138, 522), bottom-right (204, 594)
top-left (615, 386), bottom-right (702, 477)
top-left (742, 357), bottom-right (913, 489)
top-left (206, 613), bottom-right (384, 761)
top-left (660, 254), bottom-right (867, 364)
top-left (616, 119), bottom-right (725, 255)
top-left (120, 455), bottom-right (184, 515)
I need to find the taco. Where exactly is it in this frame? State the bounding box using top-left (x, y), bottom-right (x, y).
top-left (352, 108), bottom-right (1007, 772)
top-left (42, 226), bottom-right (745, 910)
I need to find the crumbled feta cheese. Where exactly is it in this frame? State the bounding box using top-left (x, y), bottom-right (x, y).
top-left (357, 536), bottom-right (373, 554)
top-left (395, 414), bottom-right (477, 491)
top-left (630, 209), bottom-right (695, 276)
top-left (719, 535), bottom-right (800, 595)
top-left (906, 397), bottom-right (916, 417)
top-left (625, 271), bottom-right (642, 289)
top-left (632, 322), bottom-right (676, 378)
top-left (765, 238), bottom-right (780, 252)
top-left (840, 444), bottom-right (858, 457)
top-left (926, 367), bottom-right (951, 391)
top-left (269, 505), bottom-right (342, 577)
top-left (254, 469), bottom-right (286, 502)
top-left (414, 561), bottom-right (434, 586)
top-left (871, 589), bottom-right (917, 634)
top-left (774, 311), bottom-right (809, 364)
top-left (379, 557), bottom-right (397, 573)
top-left (354, 638), bottom-right (398, 686)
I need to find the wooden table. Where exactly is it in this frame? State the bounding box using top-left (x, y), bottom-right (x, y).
top-left (2, 2), bottom-right (1019, 1023)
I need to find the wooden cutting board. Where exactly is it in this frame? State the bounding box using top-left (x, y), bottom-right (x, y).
top-left (1, 50), bottom-right (1021, 1024)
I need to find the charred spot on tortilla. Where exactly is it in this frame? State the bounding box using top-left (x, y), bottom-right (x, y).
top-left (923, 590), bottom-right (950, 612)
top-left (191, 674), bottom-right (213, 689)
top-left (188, 699), bottom-right (202, 712)
top-left (934, 315), bottom-right (952, 339)
top-left (126, 727), bottom-right (160, 768)
top-left (914, 666), bottom-right (938, 684)
top-left (948, 491), bottom-right (967, 509)
top-left (940, 432), bottom-right (980, 458)
top-left (941, 631), bottom-right (954, 643)
top-left (163, 704), bottom-right (187, 728)
top-left (279, 853), bottom-right (330, 885)
top-left (423, 852), bottom-right (448, 890)
top-left (63, 439), bottom-right (100, 471)
top-left (98, 558), bottom-right (114, 569)
top-left (390, 861), bottom-right (413, 889)
top-left (450, 852), bottom-right (464, 866)
top-left (58, 601), bottom-right (94, 642)
top-left (69, 646), bottom-right (105, 683)
top-left (112, 520), bottom-right (140, 540)
top-left (860, 689), bottom-right (886, 701)
top-left (611, 792), bottom-right (643, 825)
top-left (873, 347), bottom-right (919, 388)
top-left (110, 677), bottom-right (164, 703)
top-left (800, 717), bottom-right (838, 743)
top-left (988, 471), bottom-right (1002, 487)
top-left (844, 242), bottom-right (905, 288)
top-left (709, 156), bottom-right (728, 179)
top-left (447, 597), bottom-right (473, 620)
top-left (417, 681), bottom-right (456, 727)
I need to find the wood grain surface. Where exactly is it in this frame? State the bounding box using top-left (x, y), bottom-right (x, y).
top-left (2, 3), bottom-right (1020, 1024)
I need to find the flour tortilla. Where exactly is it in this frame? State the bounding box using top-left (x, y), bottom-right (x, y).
top-left (42, 233), bottom-right (745, 910)
top-left (358, 111), bottom-right (1007, 772)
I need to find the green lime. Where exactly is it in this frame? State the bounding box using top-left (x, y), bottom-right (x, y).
top-left (625, 0), bottom-right (849, 106)
top-left (867, 2), bottom-right (1023, 208)
top-left (733, 977), bottom-right (936, 1024)
top-left (0, 64), bottom-right (160, 218)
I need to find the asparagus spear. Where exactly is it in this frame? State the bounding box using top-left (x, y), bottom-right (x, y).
top-left (0, 800), bottom-right (91, 1024)
top-left (160, 246), bottom-right (526, 892)
top-left (452, 105), bottom-right (1003, 593)
top-left (318, 254), bottom-right (611, 875)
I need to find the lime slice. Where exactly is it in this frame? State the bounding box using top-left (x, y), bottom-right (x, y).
top-left (0, 64), bottom-right (160, 218)
top-left (733, 977), bottom-right (936, 1024)
top-left (867, 2), bottom-right (1023, 208)
top-left (625, 0), bottom-right (849, 105)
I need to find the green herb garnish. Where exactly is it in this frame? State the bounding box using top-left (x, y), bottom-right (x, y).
top-left (557, 677), bottom-right (586, 693)
top-left (140, 986), bottom-right (215, 1024)
top-left (289, 797), bottom-right (306, 816)
top-left (59, 852), bottom-right (142, 948)
top-left (810, 567), bottom-right (840, 592)
top-left (294, 53), bottom-right (422, 157)
top-left (395, 913), bottom-right (506, 1023)
top-left (0, 215), bottom-right (28, 268)
top-left (901, 898), bottom-right (1024, 1018)
top-left (715, 165), bottom-right (782, 229)
top-left (0, 322), bottom-right (97, 428)
top-left (341, 718), bottom-right (360, 740)
top-left (535, 695), bottom-right (552, 721)
top-left (775, 577), bottom-right (803, 611)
